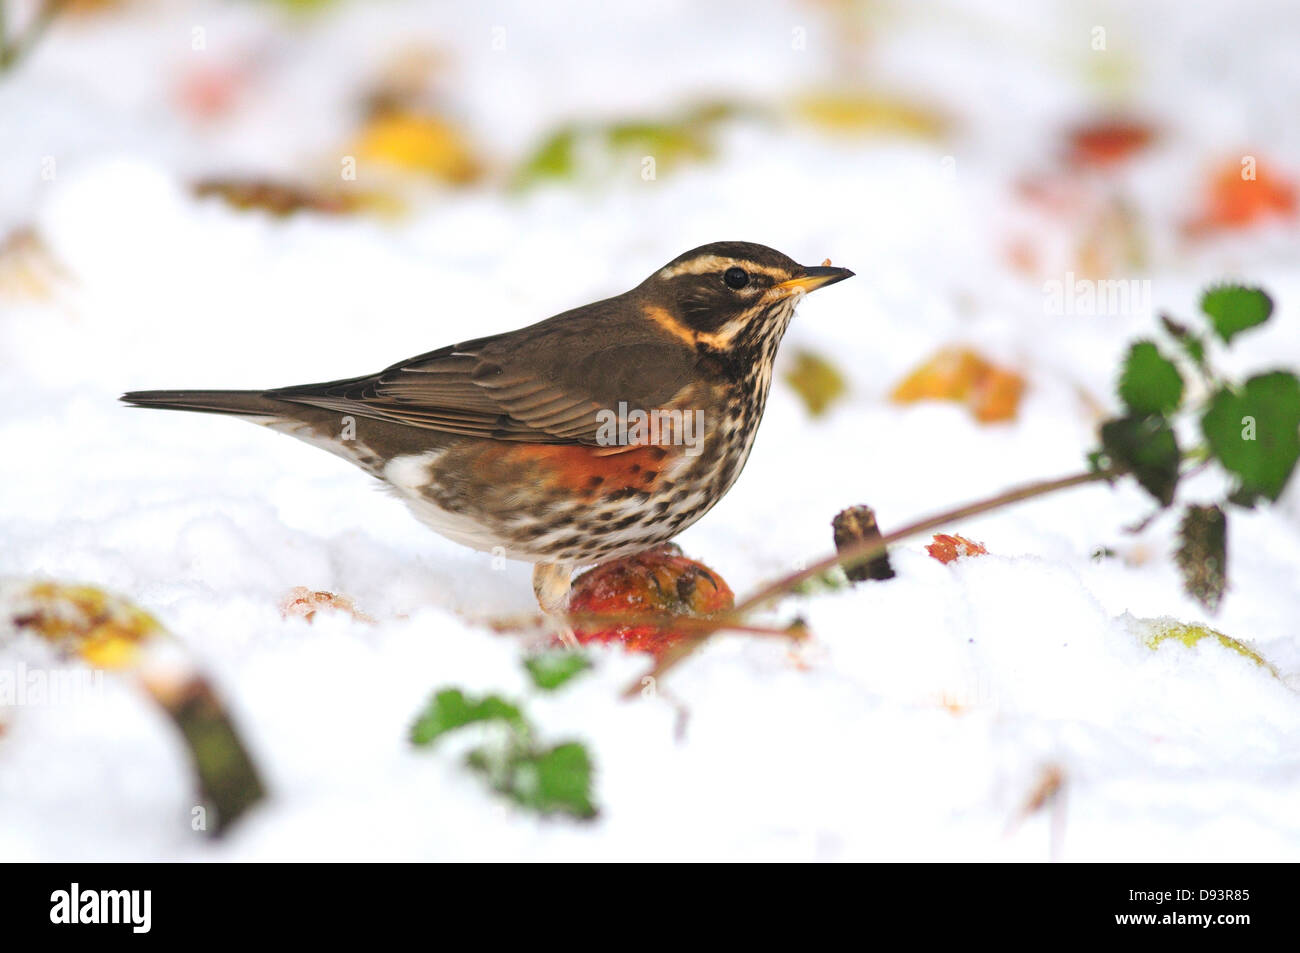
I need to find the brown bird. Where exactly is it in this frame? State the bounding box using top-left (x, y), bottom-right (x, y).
top-left (122, 241), bottom-right (853, 613)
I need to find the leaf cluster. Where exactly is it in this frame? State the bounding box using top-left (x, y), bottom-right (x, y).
top-left (409, 652), bottom-right (597, 819)
top-left (1091, 286), bottom-right (1299, 609)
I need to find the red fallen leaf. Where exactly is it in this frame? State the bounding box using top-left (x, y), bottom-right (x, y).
top-left (1065, 118), bottom-right (1156, 168)
top-left (176, 64), bottom-right (251, 120)
top-left (567, 543), bottom-right (734, 657)
top-left (926, 534), bottom-right (988, 564)
top-left (1186, 156), bottom-right (1297, 234)
top-left (1016, 175), bottom-right (1086, 217)
top-left (281, 587), bottom-right (374, 624)
top-left (1003, 237), bottom-right (1040, 277)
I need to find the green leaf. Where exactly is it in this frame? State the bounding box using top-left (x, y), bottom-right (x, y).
top-left (514, 104), bottom-right (734, 189)
top-left (514, 128), bottom-right (577, 186)
top-left (409, 689), bottom-right (525, 746)
top-left (522, 742), bottom-right (598, 818)
top-left (1099, 415), bottom-right (1181, 507)
top-left (605, 121), bottom-right (712, 163)
top-left (467, 740), bottom-right (598, 819)
top-left (1201, 371), bottom-right (1300, 504)
top-left (1199, 285), bottom-right (1273, 344)
top-left (412, 686), bottom-right (600, 819)
top-left (1118, 340), bottom-right (1184, 415)
top-left (1174, 504), bottom-right (1227, 612)
top-left (523, 652), bottom-right (592, 692)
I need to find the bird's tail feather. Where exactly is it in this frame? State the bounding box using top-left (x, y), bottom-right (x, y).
top-left (120, 389), bottom-right (289, 417)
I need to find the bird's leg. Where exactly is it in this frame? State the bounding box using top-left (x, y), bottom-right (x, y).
top-left (532, 560), bottom-right (574, 613)
top-left (532, 561), bottom-right (577, 648)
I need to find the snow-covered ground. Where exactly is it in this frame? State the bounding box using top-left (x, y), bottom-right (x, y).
top-left (2, 0), bottom-right (1299, 860)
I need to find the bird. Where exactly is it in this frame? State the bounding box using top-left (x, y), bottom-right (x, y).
top-left (122, 241), bottom-right (853, 615)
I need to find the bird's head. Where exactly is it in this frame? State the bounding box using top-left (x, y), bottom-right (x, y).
top-left (635, 241), bottom-right (853, 355)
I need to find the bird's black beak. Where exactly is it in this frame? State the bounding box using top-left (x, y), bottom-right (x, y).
top-left (778, 263), bottom-right (855, 294)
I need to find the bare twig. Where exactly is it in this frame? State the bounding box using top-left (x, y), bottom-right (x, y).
top-left (483, 609), bottom-right (807, 641)
top-left (621, 466), bottom-right (1118, 697)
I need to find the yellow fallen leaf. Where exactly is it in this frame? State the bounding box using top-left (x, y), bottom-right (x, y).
top-left (1135, 617), bottom-right (1275, 673)
top-left (15, 582), bottom-right (162, 670)
top-left (783, 349), bottom-right (848, 417)
top-left (352, 111), bottom-right (482, 184)
top-left (0, 227), bottom-right (71, 302)
top-left (792, 91), bottom-right (947, 139)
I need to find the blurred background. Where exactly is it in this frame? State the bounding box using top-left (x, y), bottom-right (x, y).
top-left (3, 0), bottom-right (1298, 408)
top-left (3, 1), bottom-right (1298, 266)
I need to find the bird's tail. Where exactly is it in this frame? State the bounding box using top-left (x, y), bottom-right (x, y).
top-left (121, 387), bottom-right (391, 478)
top-left (120, 389), bottom-right (290, 417)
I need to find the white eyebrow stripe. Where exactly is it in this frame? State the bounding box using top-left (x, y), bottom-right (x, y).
top-left (658, 256), bottom-right (789, 280)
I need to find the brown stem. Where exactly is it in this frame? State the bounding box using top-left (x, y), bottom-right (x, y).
top-left (0, 0), bottom-right (66, 72)
top-left (484, 609), bottom-right (806, 641)
top-left (622, 466), bottom-right (1117, 697)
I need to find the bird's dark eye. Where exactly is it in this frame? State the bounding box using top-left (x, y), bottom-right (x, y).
top-left (723, 267), bottom-right (749, 289)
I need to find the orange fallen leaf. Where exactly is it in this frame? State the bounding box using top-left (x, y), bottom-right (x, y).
top-left (926, 534), bottom-right (988, 564)
top-left (971, 366), bottom-right (1025, 423)
top-left (892, 348), bottom-right (983, 402)
top-left (1019, 764), bottom-right (1065, 815)
top-left (937, 692), bottom-right (969, 715)
top-left (890, 347), bottom-right (1025, 423)
top-left (1186, 156), bottom-right (1296, 234)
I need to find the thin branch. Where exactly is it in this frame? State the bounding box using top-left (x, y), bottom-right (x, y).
top-left (739, 467), bottom-right (1113, 614)
top-left (622, 465), bottom-right (1118, 697)
top-left (482, 609), bottom-right (807, 641)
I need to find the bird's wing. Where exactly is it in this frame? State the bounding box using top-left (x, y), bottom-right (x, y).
top-left (270, 309), bottom-right (699, 445)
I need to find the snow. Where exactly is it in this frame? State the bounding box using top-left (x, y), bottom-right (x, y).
top-left (2, 0), bottom-right (1299, 860)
